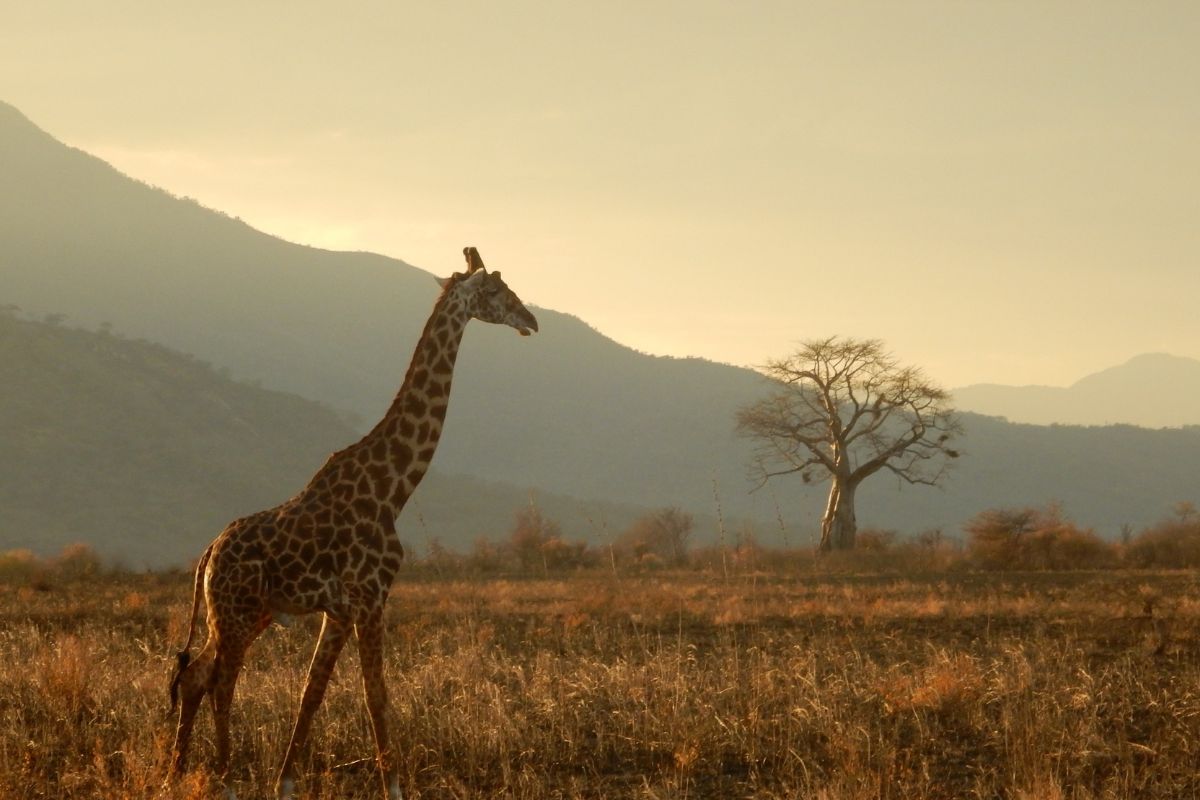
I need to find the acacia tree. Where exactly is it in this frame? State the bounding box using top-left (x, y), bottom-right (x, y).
top-left (736, 337), bottom-right (961, 552)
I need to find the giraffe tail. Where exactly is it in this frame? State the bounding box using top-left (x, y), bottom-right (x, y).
top-left (168, 543), bottom-right (212, 714)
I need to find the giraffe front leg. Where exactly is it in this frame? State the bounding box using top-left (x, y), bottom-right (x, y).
top-left (275, 613), bottom-right (353, 800)
top-left (356, 608), bottom-right (401, 800)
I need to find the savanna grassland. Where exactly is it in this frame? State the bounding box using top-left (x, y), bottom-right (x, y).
top-left (2, 560), bottom-right (1200, 799)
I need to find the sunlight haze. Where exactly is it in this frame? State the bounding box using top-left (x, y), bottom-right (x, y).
top-left (2, 1), bottom-right (1197, 387)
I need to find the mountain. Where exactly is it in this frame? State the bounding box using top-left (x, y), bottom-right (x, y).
top-left (953, 353), bottom-right (1200, 428)
top-left (0, 312), bottom-right (655, 566)
top-left (0, 100), bottom-right (771, 529)
top-left (4, 99), bottom-right (1200, 554)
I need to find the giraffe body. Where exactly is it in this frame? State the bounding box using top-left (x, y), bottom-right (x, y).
top-left (167, 248), bottom-right (537, 800)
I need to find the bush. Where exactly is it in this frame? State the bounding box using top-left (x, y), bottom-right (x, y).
top-left (965, 504), bottom-right (1115, 570)
top-left (0, 549), bottom-right (42, 584)
top-left (614, 507), bottom-right (694, 568)
top-left (54, 542), bottom-right (102, 581)
top-left (856, 528), bottom-right (898, 552)
top-left (1125, 516), bottom-right (1200, 569)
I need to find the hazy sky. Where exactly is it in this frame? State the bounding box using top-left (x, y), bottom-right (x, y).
top-left (3, 2), bottom-right (1198, 387)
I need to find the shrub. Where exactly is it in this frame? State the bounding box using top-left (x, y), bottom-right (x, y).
top-left (965, 504), bottom-right (1115, 570)
top-left (856, 528), bottom-right (898, 552)
top-left (1125, 516), bottom-right (1200, 568)
top-left (0, 549), bottom-right (42, 584)
top-left (614, 507), bottom-right (694, 567)
top-left (53, 542), bottom-right (102, 581)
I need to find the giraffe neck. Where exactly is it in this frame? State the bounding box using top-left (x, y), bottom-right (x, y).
top-left (355, 287), bottom-right (470, 518)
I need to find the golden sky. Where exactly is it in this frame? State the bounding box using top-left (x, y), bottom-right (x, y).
top-left (3, 2), bottom-right (1197, 387)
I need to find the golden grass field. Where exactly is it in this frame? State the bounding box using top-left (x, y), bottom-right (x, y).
top-left (2, 564), bottom-right (1200, 799)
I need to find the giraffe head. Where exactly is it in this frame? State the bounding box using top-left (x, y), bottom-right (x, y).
top-left (439, 246), bottom-right (539, 336)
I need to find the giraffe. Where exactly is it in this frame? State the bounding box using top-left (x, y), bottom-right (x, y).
top-left (166, 246), bottom-right (538, 800)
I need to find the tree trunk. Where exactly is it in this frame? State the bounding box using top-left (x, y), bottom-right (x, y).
top-left (819, 479), bottom-right (858, 552)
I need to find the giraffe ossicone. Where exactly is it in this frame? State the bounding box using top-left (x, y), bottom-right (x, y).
top-left (166, 246), bottom-right (537, 800)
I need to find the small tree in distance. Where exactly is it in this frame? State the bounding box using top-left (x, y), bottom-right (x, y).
top-left (737, 337), bottom-right (961, 552)
top-left (509, 502), bottom-right (563, 572)
top-left (616, 507), bottom-right (695, 567)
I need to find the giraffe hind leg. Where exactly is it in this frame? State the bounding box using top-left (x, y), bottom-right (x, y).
top-left (209, 615), bottom-right (270, 790)
top-left (168, 641), bottom-right (217, 779)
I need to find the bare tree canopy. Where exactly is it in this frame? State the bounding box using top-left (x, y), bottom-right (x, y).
top-left (737, 337), bottom-right (961, 551)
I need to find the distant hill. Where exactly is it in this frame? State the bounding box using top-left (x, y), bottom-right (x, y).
top-left (0, 99), bottom-right (773, 527)
top-left (0, 313), bottom-right (655, 566)
top-left (953, 353), bottom-right (1200, 428)
top-left (4, 99), bottom-right (1200, 553)
top-left (855, 414), bottom-right (1200, 539)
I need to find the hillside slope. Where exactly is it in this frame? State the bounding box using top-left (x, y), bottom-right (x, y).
top-left (0, 314), bottom-right (654, 566)
top-left (0, 100), bottom-right (771, 523)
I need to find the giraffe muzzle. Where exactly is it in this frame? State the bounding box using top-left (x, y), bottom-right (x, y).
top-left (514, 309), bottom-right (539, 336)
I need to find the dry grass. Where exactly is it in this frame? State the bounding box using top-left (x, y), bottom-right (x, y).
top-left (2, 568), bottom-right (1200, 798)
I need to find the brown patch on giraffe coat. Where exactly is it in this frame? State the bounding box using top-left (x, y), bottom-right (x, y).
top-left (297, 576), bottom-right (322, 594)
top-left (404, 395), bottom-right (427, 417)
top-left (280, 558), bottom-right (304, 582)
top-left (352, 497), bottom-right (379, 520)
top-left (312, 551), bottom-right (335, 573)
top-left (365, 464), bottom-right (393, 501)
top-left (298, 540), bottom-right (317, 562)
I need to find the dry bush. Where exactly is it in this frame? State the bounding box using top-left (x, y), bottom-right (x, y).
top-left (966, 504), bottom-right (1116, 570)
top-left (1125, 516), bottom-right (1200, 568)
top-left (613, 507), bottom-right (695, 568)
top-left (0, 549), bottom-right (41, 584)
top-left (53, 542), bottom-right (103, 581)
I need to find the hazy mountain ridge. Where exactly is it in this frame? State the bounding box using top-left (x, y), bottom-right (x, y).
top-left (4, 99), bottom-right (1200, 552)
top-left (0, 100), bottom-right (774, 523)
top-left (954, 353), bottom-right (1200, 428)
top-left (0, 312), bottom-right (658, 566)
